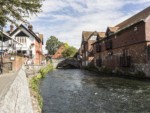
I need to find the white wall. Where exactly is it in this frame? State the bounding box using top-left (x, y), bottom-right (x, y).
top-left (11, 27), bottom-right (36, 57)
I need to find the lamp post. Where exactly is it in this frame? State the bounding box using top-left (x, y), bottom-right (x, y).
top-left (0, 26), bottom-right (3, 74)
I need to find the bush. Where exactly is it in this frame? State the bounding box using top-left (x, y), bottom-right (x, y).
top-left (114, 68), bottom-right (123, 76)
top-left (30, 64), bottom-right (53, 108)
top-left (100, 67), bottom-right (112, 74)
top-left (132, 71), bottom-right (146, 78)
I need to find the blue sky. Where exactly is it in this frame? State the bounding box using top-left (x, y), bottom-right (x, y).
top-left (27, 0), bottom-right (150, 53)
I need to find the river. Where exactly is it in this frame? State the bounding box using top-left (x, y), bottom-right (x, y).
top-left (40, 69), bottom-right (150, 113)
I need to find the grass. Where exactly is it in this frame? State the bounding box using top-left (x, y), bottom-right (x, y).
top-left (29, 64), bottom-right (53, 108)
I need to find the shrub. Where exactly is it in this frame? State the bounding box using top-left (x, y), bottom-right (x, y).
top-left (132, 71), bottom-right (146, 78)
top-left (29, 64), bottom-right (53, 108)
top-left (100, 67), bottom-right (112, 74)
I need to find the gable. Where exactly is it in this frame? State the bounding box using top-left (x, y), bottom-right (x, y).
top-left (16, 31), bottom-right (29, 37)
top-left (10, 24), bottom-right (41, 43)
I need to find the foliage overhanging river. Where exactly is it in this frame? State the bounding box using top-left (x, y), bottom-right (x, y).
top-left (40, 69), bottom-right (150, 113)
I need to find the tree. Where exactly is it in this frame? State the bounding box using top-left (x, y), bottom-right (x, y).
top-left (0, 0), bottom-right (43, 27)
top-left (46, 36), bottom-right (63, 55)
top-left (62, 46), bottom-right (77, 58)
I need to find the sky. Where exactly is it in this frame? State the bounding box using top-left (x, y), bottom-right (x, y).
top-left (27, 0), bottom-right (150, 53)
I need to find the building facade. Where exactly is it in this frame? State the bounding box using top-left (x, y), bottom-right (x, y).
top-left (80, 31), bottom-right (105, 67)
top-left (9, 24), bottom-right (43, 65)
top-left (52, 45), bottom-right (65, 59)
top-left (92, 7), bottom-right (150, 77)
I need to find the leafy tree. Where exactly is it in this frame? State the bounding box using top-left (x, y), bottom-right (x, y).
top-left (46, 36), bottom-right (63, 55)
top-left (62, 46), bottom-right (77, 58)
top-left (0, 0), bottom-right (43, 27)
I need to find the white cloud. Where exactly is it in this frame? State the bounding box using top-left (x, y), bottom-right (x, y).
top-left (29, 0), bottom-right (150, 54)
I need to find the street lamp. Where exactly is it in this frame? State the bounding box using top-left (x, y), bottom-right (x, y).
top-left (0, 26), bottom-right (3, 74)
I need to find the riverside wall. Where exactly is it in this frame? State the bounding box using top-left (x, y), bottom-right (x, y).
top-left (0, 67), bottom-right (34, 113)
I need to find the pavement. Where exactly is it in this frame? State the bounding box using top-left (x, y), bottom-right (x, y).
top-left (0, 72), bottom-right (17, 102)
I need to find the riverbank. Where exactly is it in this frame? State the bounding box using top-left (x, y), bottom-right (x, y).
top-left (28, 64), bottom-right (53, 113)
top-left (83, 65), bottom-right (150, 80)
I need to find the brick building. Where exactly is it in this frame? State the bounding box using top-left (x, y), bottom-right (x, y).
top-left (80, 31), bottom-right (105, 67)
top-left (52, 45), bottom-right (65, 59)
top-left (92, 6), bottom-right (150, 77)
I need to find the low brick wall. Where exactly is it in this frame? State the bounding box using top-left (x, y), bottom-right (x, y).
top-left (0, 66), bottom-right (34, 113)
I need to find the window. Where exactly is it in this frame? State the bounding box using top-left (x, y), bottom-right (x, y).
top-left (105, 39), bottom-right (112, 50)
top-left (15, 36), bottom-right (27, 44)
top-left (120, 49), bottom-right (131, 67)
top-left (19, 37), bottom-right (21, 43)
top-left (134, 27), bottom-right (138, 31)
top-left (96, 43), bottom-right (101, 52)
top-left (120, 56), bottom-right (131, 67)
top-left (24, 37), bottom-right (26, 43)
top-left (123, 49), bottom-right (129, 56)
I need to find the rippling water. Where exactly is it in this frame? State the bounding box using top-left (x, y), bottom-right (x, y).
top-left (40, 69), bottom-right (150, 113)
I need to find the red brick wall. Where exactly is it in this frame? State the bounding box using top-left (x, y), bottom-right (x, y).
top-left (34, 40), bottom-right (42, 65)
top-left (94, 41), bottom-right (148, 69)
top-left (52, 45), bottom-right (65, 59)
top-left (12, 56), bottom-right (25, 71)
top-left (113, 22), bottom-right (146, 49)
top-left (99, 22), bottom-right (146, 52)
top-left (93, 22), bottom-right (147, 69)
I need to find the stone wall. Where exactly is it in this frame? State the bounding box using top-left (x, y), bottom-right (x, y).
top-left (0, 67), bottom-right (34, 113)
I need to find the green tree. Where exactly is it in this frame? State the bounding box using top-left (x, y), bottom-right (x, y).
top-left (62, 46), bottom-right (77, 58)
top-left (46, 36), bottom-right (63, 55)
top-left (0, 0), bottom-right (43, 27)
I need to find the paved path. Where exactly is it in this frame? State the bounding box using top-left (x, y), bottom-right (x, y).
top-left (0, 72), bottom-right (17, 101)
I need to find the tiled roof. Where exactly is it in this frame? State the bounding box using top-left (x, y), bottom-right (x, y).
top-left (98, 32), bottom-right (106, 38)
top-left (82, 31), bottom-right (106, 41)
top-left (108, 27), bottom-right (119, 32)
top-left (116, 6), bottom-right (150, 30)
top-left (82, 31), bottom-right (93, 41)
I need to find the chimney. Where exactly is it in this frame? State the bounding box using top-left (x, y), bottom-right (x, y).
top-left (10, 24), bottom-right (14, 33)
top-left (28, 25), bottom-right (33, 31)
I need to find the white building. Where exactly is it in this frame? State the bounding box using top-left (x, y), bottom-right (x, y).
top-left (9, 24), bottom-right (42, 59)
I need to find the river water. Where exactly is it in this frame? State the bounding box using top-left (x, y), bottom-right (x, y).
top-left (40, 69), bottom-right (150, 113)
